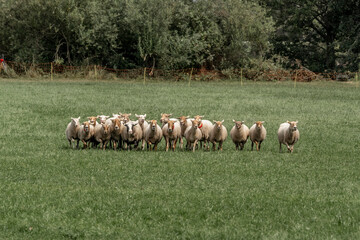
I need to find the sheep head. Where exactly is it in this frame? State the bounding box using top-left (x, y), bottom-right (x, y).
top-left (88, 116), bottom-right (98, 126)
top-left (287, 121), bottom-right (298, 131)
top-left (71, 117), bottom-right (81, 127)
top-left (167, 120), bottom-right (175, 133)
top-left (255, 121), bottom-right (265, 129)
top-left (177, 116), bottom-right (190, 126)
top-left (82, 121), bottom-right (90, 133)
top-left (191, 119), bottom-right (200, 129)
top-left (160, 113), bottom-right (172, 124)
top-left (213, 120), bottom-right (224, 130)
top-left (233, 120), bottom-right (244, 129)
top-left (150, 120), bottom-right (157, 131)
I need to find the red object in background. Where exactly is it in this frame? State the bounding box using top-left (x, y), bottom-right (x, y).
top-left (0, 59), bottom-right (3, 62)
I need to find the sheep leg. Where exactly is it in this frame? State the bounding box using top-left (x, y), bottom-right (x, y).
top-left (235, 143), bottom-right (239, 150)
top-left (82, 140), bottom-right (88, 149)
top-left (173, 138), bottom-right (177, 151)
top-left (103, 140), bottom-right (109, 150)
top-left (113, 141), bottom-right (117, 151)
top-left (251, 141), bottom-right (254, 151)
top-left (179, 137), bottom-right (183, 149)
top-left (166, 137), bottom-right (169, 152)
top-left (141, 139), bottom-right (145, 150)
top-left (212, 141), bottom-right (216, 151)
top-left (219, 141), bottom-right (223, 151)
top-left (193, 140), bottom-right (198, 152)
top-left (154, 143), bottom-right (158, 151)
top-left (279, 143), bottom-right (282, 152)
top-left (240, 142), bottom-right (245, 150)
top-left (258, 141), bottom-right (262, 151)
top-left (255, 141), bottom-right (259, 151)
top-left (68, 139), bottom-right (72, 148)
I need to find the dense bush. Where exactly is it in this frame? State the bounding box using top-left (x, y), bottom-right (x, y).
top-left (0, 0), bottom-right (274, 70)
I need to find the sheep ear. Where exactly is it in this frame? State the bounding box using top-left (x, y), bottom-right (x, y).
top-left (111, 119), bottom-right (115, 123)
top-left (186, 116), bottom-right (190, 118)
top-left (135, 114), bottom-right (139, 118)
top-left (213, 120), bottom-right (217, 123)
top-left (287, 120), bottom-right (290, 124)
top-left (221, 120), bottom-right (224, 123)
top-left (232, 119), bottom-right (236, 123)
top-left (169, 113), bottom-right (172, 117)
top-left (295, 120), bottom-right (298, 124)
top-left (241, 121), bottom-right (245, 124)
top-left (144, 114), bottom-right (146, 118)
top-left (261, 121), bottom-right (265, 124)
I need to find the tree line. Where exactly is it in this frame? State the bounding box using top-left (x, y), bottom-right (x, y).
top-left (0, 0), bottom-right (359, 72)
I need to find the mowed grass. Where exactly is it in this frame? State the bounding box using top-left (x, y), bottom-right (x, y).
top-left (0, 78), bottom-right (359, 239)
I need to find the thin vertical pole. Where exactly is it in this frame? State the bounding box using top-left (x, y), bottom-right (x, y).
top-left (240, 68), bottom-right (243, 86)
top-left (143, 67), bottom-right (146, 85)
top-left (189, 68), bottom-right (193, 87)
top-left (94, 65), bottom-right (97, 80)
top-left (51, 62), bottom-right (53, 81)
top-left (294, 71), bottom-right (297, 88)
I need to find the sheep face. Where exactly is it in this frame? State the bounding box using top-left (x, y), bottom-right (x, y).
top-left (178, 116), bottom-right (190, 126)
top-left (112, 118), bottom-right (121, 131)
top-left (71, 117), bottom-right (81, 127)
top-left (233, 120), bottom-right (244, 129)
top-left (82, 121), bottom-right (90, 133)
top-left (167, 120), bottom-right (175, 133)
top-left (119, 113), bottom-right (131, 122)
top-left (135, 114), bottom-right (147, 125)
top-left (160, 113), bottom-right (172, 125)
top-left (213, 120), bottom-right (224, 131)
top-left (255, 121), bottom-right (265, 129)
top-left (194, 115), bottom-right (204, 121)
top-left (97, 115), bottom-right (109, 124)
top-left (88, 116), bottom-right (98, 126)
top-left (102, 123), bottom-right (110, 135)
top-left (287, 121), bottom-right (298, 132)
top-left (191, 119), bottom-right (200, 129)
top-left (125, 121), bottom-right (138, 135)
top-left (150, 120), bottom-right (158, 131)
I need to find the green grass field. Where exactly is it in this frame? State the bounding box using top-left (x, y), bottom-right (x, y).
top-left (0, 78), bottom-right (359, 239)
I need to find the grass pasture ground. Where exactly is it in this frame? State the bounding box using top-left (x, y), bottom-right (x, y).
top-left (0, 78), bottom-right (359, 239)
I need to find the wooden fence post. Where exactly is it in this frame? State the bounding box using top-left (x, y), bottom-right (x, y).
top-left (189, 68), bottom-right (193, 87)
top-left (240, 68), bottom-right (243, 86)
top-left (51, 62), bottom-right (53, 81)
top-left (143, 67), bottom-right (146, 85)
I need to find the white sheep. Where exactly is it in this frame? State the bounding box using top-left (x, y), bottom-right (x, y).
top-left (249, 121), bottom-right (267, 151)
top-left (184, 119), bottom-right (202, 152)
top-left (121, 120), bottom-right (142, 150)
top-left (162, 120), bottom-right (181, 151)
top-left (87, 116), bottom-right (98, 127)
top-left (194, 115), bottom-right (212, 150)
top-left (94, 122), bottom-right (111, 150)
top-left (65, 117), bottom-right (81, 149)
top-left (278, 121), bottom-right (300, 153)
top-left (160, 113), bottom-right (179, 127)
top-left (135, 114), bottom-right (149, 150)
top-left (230, 120), bottom-right (250, 150)
top-left (119, 112), bottom-right (131, 123)
top-left (209, 120), bottom-right (228, 151)
top-left (97, 115), bottom-right (109, 124)
top-left (144, 120), bottom-right (163, 151)
top-left (177, 115), bottom-right (192, 149)
top-left (106, 118), bottom-right (124, 150)
top-left (77, 121), bottom-right (94, 149)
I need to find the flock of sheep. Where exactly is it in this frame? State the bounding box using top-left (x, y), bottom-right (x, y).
top-left (65, 113), bottom-right (300, 153)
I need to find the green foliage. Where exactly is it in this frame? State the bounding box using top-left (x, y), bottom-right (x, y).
top-left (0, 0), bottom-right (275, 70)
top-left (262, 0), bottom-right (360, 72)
top-left (0, 79), bottom-right (360, 238)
